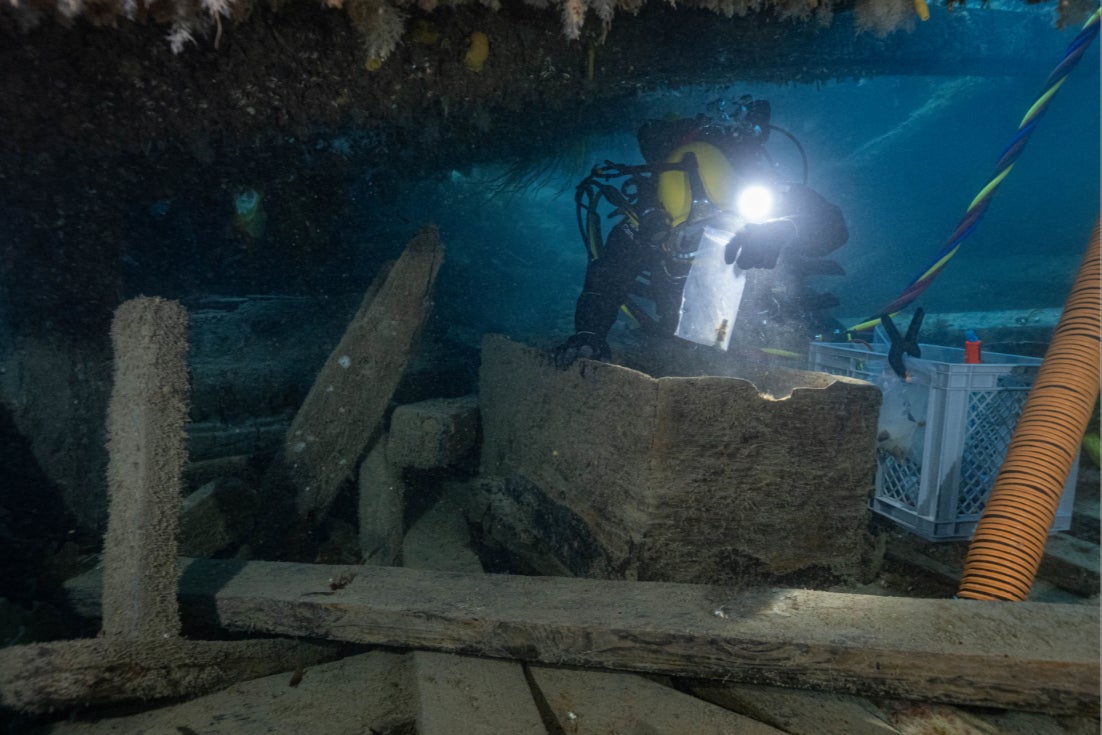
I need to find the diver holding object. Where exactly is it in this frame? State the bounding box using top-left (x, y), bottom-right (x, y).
top-left (554, 96), bottom-right (849, 369)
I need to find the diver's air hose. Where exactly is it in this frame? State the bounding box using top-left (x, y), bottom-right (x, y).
top-left (957, 219), bottom-right (1101, 601)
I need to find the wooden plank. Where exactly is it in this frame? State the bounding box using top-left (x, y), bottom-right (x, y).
top-left (1070, 495), bottom-right (1100, 544)
top-left (0, 637), bottom-right (340, 714)
top-left (528, 666), bottom-right (784, 734)
top-left (358, 440), bottom-right (404, 566)
top-left (402, 488), bottom-right (484, 575)
top-left (404, 488), bottom-right (547, 735)
top-left (877, 700), bottom-right (1102, 735)
top-left (479, 334), bottom-right (880, 585)
top-left (1038, 534), bottom-right (1101, 596)
top-left (414, 652), bottom-right (546, 735)
top-left (64, 559), bottom-right (1100, 715)
top-left (101, 297), bottom-right (190, 640)
top-left (687, 681), bottom-right (900, 735)
top-left (43, 651), bottom-right (414, 734)
top-left (183, 453), bottom-right (253, 490)
top-left (284, 227), bottom-right (443, 521)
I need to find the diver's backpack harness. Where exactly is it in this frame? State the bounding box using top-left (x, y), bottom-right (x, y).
top-left (575, 161), bottom-right (653, 261)
top-left (573, 153), bottom-right (729, 334)
top-left (574, 155), bottom-right (715, 263)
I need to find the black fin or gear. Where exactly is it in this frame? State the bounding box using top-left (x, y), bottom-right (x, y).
top-left (573, 223), bottom-right (650, 337)
top-left (724, 219), bottom-right (797, 270)
top-left (552, 330), bottom-right (611, 370)
top-left (883, 308), bottom-right (925, 379)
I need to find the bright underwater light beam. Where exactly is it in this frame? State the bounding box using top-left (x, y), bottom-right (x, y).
top-left (735, 185), bottom-right (774, 223)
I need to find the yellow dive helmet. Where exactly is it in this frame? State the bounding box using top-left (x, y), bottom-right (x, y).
top-left (657, 141), bottom-right (737, 227)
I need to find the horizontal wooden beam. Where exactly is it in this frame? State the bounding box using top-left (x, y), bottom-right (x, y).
top-left (0, 637), bottom-right (340, 714)
top-left (65, 559), bottom-right (1099, 715)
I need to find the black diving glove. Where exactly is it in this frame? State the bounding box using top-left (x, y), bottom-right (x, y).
top-left (552, 331), bottom-right (611, 370)
top-left (724, 219), bottom-right (797, 270)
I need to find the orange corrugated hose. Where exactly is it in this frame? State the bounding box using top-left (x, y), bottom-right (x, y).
top-left (958, 219), bottom-right (1101, 601)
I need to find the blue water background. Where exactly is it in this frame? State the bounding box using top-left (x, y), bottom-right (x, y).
top-left (389, 5), bottom-right (1100, 342)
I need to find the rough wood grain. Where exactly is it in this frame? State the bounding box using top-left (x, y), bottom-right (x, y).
top-left (404, 487), bottom-right (548, 734)
top-left (414, 652), bottom-right (547, 735)
top-left (688, 681), bottom-right (901, 734)
top-left (285, 227), bottom-right (443, 521)
top-left (0, 637), bottom-right (340, 714)
top-left (478, 334), bottom-right (881, 586)
top-left (64, 559), bottom-right (1102, 715)
top-left (40, 650), bottom-right (413, 734)
top-left (102, 296), bottom-right (189, 640)
top-left (528, 666), bottom-right (785, 734)
top-left (359, 439), bottom-right (404, 566)
top-left (1037, 534), bottom-right (1100, 596)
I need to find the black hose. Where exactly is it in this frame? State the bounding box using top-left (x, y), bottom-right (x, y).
top-left (768, 124), bottom-right (809, 186)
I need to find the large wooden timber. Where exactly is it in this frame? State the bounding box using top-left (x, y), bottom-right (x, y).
top-left (0, 299), bottom-right (338, 715)
top-left (402, 487), bottom-right (547, 734)
top-left (63, 559), bottom-right (1101, 715)
top-left (478, 334), bottom-right (881, 586)
top-left (0, 637), bottom-right (339, 715)
top-left (284, 226), bottom-right (444, 522)
top-left (34, 650), bottom-right (414, 734)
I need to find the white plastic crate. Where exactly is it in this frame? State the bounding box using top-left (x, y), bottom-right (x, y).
top-left (809, 340), bottom-right (1077, 541)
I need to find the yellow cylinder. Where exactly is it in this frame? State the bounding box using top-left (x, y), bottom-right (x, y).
top-left (464, 31), bottom-right (489, 73)
top-left (657, 142), bottom-right (737, 226)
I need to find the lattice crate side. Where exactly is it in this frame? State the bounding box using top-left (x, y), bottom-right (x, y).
top-left (956, 386), bottom-right (1030, 518)
top-left (915, 363), bottom-right (1034, 539)
top-left (809, 342), bottom-right (1076, 541)
top-left (917, 366), bottom-right (962, 531)
top-left (809, 342), bottom-right (929, 526)
top-left (807, 341), bottom-right (881, 382)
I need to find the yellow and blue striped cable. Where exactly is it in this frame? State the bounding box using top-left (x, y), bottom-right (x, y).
top-left (849, 7), bottom-right (1100, 335)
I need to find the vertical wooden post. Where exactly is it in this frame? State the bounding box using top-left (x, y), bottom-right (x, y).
top-left (101, 297), bottom-right (190, 639)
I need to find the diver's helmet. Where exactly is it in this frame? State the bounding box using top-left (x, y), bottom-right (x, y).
top-left (657, 141), bottom-right (738, 228)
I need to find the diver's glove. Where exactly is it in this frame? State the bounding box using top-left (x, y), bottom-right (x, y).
top-left (552, 331), bottom-right (611, 370)
top-left (724, 219), bottom-right (797, 270)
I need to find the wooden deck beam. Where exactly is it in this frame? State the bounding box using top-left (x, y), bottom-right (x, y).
top-left (65, 558), bottom-right (1099, 716)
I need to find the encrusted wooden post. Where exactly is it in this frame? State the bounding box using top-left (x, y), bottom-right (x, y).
top-left (101, 296), bottom-right (190, 640)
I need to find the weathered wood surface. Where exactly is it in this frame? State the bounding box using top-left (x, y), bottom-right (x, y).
top-left (359, 439), bottom-right (405, 566)
top-left (387, 395), bottom-right (481, 470)
top-left (413, 652), bottom-right (546, 735)
top-left (183, 453), bottom-right (254, 491)
top-left (875, 699), bottom-right (1102, 735)
top-left (479, 334), bottom-right (881, 586)
top-left (404, 481), bottom-right (548, 734)
top-left (0, 637), bottom-right (340, 714)
top-left (101, 297), bottom-right (190, 641)
top-left (528, 666), bottom-right (785, 734)
top-left (64, 559), bottom-right (1101, 715)
top-left (688, 681), bottom-right (901, 734)
top-left (1037, 534), bottom-right (1101, 597)
top-left (180, 477), bottom-right (259, 557)
top-left (285, 226), bottom-right (444, 521)
top-left (41, 650), bottom-right (414, 734)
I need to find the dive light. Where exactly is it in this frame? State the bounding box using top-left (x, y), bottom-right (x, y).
top-left (735, 184), bottom-right (774, 224)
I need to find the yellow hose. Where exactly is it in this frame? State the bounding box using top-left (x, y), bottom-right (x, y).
top-left (958, 219), bottom-right (1100, 601)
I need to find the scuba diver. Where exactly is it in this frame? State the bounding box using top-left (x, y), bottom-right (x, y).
top-left (553, 96), bottom-right (849, 369)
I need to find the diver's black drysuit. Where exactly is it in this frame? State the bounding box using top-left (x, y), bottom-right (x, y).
top-left (554, 132), bottom-right (849, 368)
